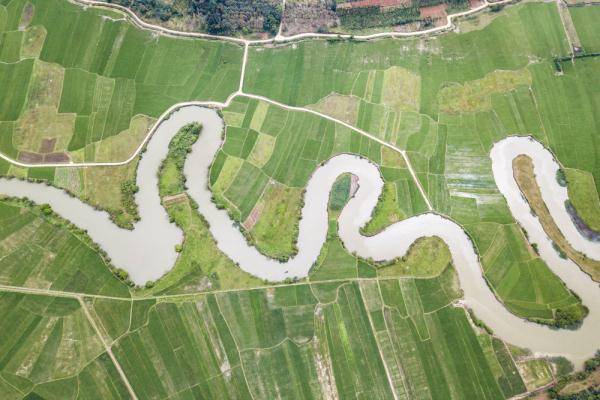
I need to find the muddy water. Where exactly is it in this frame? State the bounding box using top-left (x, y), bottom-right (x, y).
top-left (1, 106), bottom-right (598, 367)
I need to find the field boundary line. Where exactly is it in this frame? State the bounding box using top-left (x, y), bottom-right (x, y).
top-left (0, 90), bottom-right (433, 208)
top-left (0, 274), bottom-right (446, 303)
top-left (213, 295), bottom-right (256, 399)
top-left (237, 93), bottom-right (433, 209)
top-left (357, 282), bottom-right (400, 399)
top-left (78, 297), bottom-right (139, 400)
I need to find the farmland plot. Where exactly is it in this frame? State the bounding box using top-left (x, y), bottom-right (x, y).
top-left (0, 0), bottom-right (243, 225)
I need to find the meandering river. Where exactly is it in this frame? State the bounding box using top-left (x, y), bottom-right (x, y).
top-left (0, 106), bottom-right (598, 366)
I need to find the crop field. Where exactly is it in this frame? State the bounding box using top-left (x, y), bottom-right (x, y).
top-left (233, 2), bottom-right (598, 324)
top-left (0, 198), bottom-right (130, 297)
top-left (569, 5), bottom-right (600, 53)
top-left (0, 192), bottom-right (546, 399)
top-left (211, 4), bottom-right (596, 321)
top-left (0, 292), bottom-right (129, 400)
top-left (0, 0), bottom-right (243, 225)
top-left (94, 268), bottom-right (542, 399)
top-left (2, 0), bottom-right (600, 398)
top-left (565, 168), bottom-right (600, 232)
top-left (212, 97), bottom-right (428, 260)
top-left (1, 274), bottom-right (555, 399)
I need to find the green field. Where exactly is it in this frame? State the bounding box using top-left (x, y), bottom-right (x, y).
top-left (0, 292), bottom-right (130, 400)
top-left (228, 2), bottom-right (593, 323)
top-left (564, 168), bottom-right (600, 232)
top-left (212, 94), bottom-right (584, 323)
top-left (0, 267), bottom-right (549, 399)
top-left (1, 0), bottom-right (599, 398)
top-left (0, 0), bottom-right (243, 225)
top-left (0, 198), bottom-right (130, 297)
top-left (569, 5), bottom-right (600, 53)
top-left (213, 97), bottom-right (428, 260)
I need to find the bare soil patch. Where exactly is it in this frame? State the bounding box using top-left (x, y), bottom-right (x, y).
top-left (18, 151), bottom-right (43, 163)
top-left (44, 152), bottom-right (70, 163)
top-left (162, 193), bottom-right (188, 206)
top-left (19, 2), bottom-right (34, 31)
top-left (420, 3), bottom-right (448, 19)
top-left (39, 138), bottom-right (56, 154)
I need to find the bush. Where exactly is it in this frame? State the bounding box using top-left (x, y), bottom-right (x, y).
top-left (552, 242), bottom-right (567, 259)
top-left (40, 204), bottom-right (53, 216)
top-left (556, 169), bottom-right (567, 187)
top-left (337, 5), bottom-right (420, 30)
top-left (554, 306), bottom-right (585, 328)
top-left (189, 0), bottom-right (282, 36)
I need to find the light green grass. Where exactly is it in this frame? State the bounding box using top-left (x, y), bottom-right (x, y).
top-left (0, 198), bottom-right (130, 297)
top-left (0, 0), bottom-right (243, 222)
top-left (565, 168), bottom-right (600, 232)
top-left (569, 5), bottom-right (600, 53)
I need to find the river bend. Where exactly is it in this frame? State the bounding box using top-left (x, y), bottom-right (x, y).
top-left (0, 106), bottom-right (598, 366)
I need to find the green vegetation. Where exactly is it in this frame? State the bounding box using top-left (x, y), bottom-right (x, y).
top-left (0, 0), bottom-right (242, 223)
top-left (0, 197), bottom-right (131, 297)
top-left (1, 1), bottom-right (599, 398)
top-left (239, 2), bottom-right (592, 323)
top-left (335, 0), bottom-right (470, 31)
top-left (0, 292), bottom-right (130, 399)
top-left (108, 0), bottom-right (282, 37)
top-left (547, 350), bottom-right (600, 399)
top-left (158, 123), bottom-right (201, 196)
top-left (362, 181), bottom-right (406, 235)
top-left (145, 122), bottom-right (264, 295)
top-left (337, 4), bottom-right (422, 30)
top-left (211, 97), bottom-right (428, 260)
top-left (564, 168), bottom-right (600, 232)
top-left (108, 272), bottom-right (529, 398)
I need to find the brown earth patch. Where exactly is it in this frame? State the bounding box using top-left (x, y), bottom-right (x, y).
top-left (350, 174), bottom-right (359, 197)
top-left (282, 0), bottom-right (339, 35)
top-left (39, 138), bottom-right (56, 154)
top-left (243, 201), bottom-right (265, 231)
top-left (19, 2), bottom-right (34, 31)
top-left (162, 193), bottom-right (188, 205)
top-left (44, 152), bottom-right (70, 163)
top-left (420, 3), bottom-right (447, 19)
top-left (18, 151), bottom-right (43, 163)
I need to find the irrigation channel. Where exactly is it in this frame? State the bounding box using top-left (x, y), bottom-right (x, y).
top-left (0, 106), bottom-right (599, 367)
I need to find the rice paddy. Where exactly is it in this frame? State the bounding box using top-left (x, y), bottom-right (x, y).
top-left (1, 0), bottom-right (599, 397)
top-left (0, 0), bottom-right (243, 225)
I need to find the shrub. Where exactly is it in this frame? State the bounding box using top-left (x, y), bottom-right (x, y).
top-left (556, 169), bottom-right (567, 187)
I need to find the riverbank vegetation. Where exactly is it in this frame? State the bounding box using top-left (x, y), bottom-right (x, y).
top-left (0, 1), bottom-right (599, 398)
top-left (0, 0), bottom-right (242, 224)
top-left (564, 168), bottom-right (600, 234)
top-left (0, 196), bottom-right (132, 296)
top-left (513, 155), bottom-right (600, 283)
top-left (546, 351), bottom-right (600, 399)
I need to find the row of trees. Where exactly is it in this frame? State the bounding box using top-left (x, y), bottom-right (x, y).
top-left (107, 0), bottom-right (179, 22)
top-left (189, 0), bottom-right (282, 35)
top-left (108, 0), bottom-right (282, 36)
